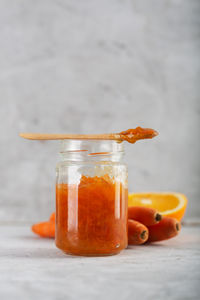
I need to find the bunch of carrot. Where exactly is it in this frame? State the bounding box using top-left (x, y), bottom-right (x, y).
top-left (32, 207), bottom-right (180, 244)
top-left (128, 207), bottom-right (180, 244)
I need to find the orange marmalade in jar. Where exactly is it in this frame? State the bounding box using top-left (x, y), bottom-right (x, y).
top-left (55, 140), bottom-right (128, 256)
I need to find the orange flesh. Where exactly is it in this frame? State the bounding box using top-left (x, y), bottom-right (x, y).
top-left (128, 193), bottom-right (188, 221)
top-left (120, 127), bottom-right (158, 143)
top-left (56, 175), bottom-right (128, 256)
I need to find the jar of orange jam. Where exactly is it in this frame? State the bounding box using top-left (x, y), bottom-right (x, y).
top-left (55, 140), bottom-right (128, 256)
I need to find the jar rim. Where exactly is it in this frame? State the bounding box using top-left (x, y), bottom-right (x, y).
top-left (59, 139), bottom-right (124, 155)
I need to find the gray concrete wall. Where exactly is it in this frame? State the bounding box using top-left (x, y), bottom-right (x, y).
top-left (0, 0), bottom-right (199, 222)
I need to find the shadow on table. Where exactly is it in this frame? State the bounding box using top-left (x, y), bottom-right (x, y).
top-left (127, 243), bottom-right (166, 250)
top-left (0, 247), bottom-right (80, 259)
top-left (1, 234), bottom-right (174, 260)
top-left (0, 235), bottom-right (79, 259)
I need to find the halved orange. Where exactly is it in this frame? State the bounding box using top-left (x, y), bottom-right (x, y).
top-left (128, 192), bottom-right (188, 221)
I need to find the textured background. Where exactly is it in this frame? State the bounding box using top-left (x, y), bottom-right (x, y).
top-left (0, 0), bottom-right (199, 223)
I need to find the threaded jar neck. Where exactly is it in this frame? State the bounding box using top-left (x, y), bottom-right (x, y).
top-left (59, 140), bottom-right (124, 162)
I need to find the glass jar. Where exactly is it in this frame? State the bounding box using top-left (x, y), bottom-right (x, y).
top-left (55, 140), bottom-right (128, 256)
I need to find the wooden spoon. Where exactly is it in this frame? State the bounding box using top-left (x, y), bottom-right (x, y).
top-left (19, 127), bottom-right (158, 144)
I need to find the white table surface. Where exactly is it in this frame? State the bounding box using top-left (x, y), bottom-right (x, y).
top-left (0, 225), bottom-right (199, 300)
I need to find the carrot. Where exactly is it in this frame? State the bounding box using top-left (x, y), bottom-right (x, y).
top-left (128, 206), bottom-right (162, 226)
top-left (128, 219), bottom-right (149, 245)
top-left (49, 212), bottom-right (55, 223)
top-left (31, 221), bottom-right (55, 238)
top-left (147, 217), bottom-right (180, 242)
